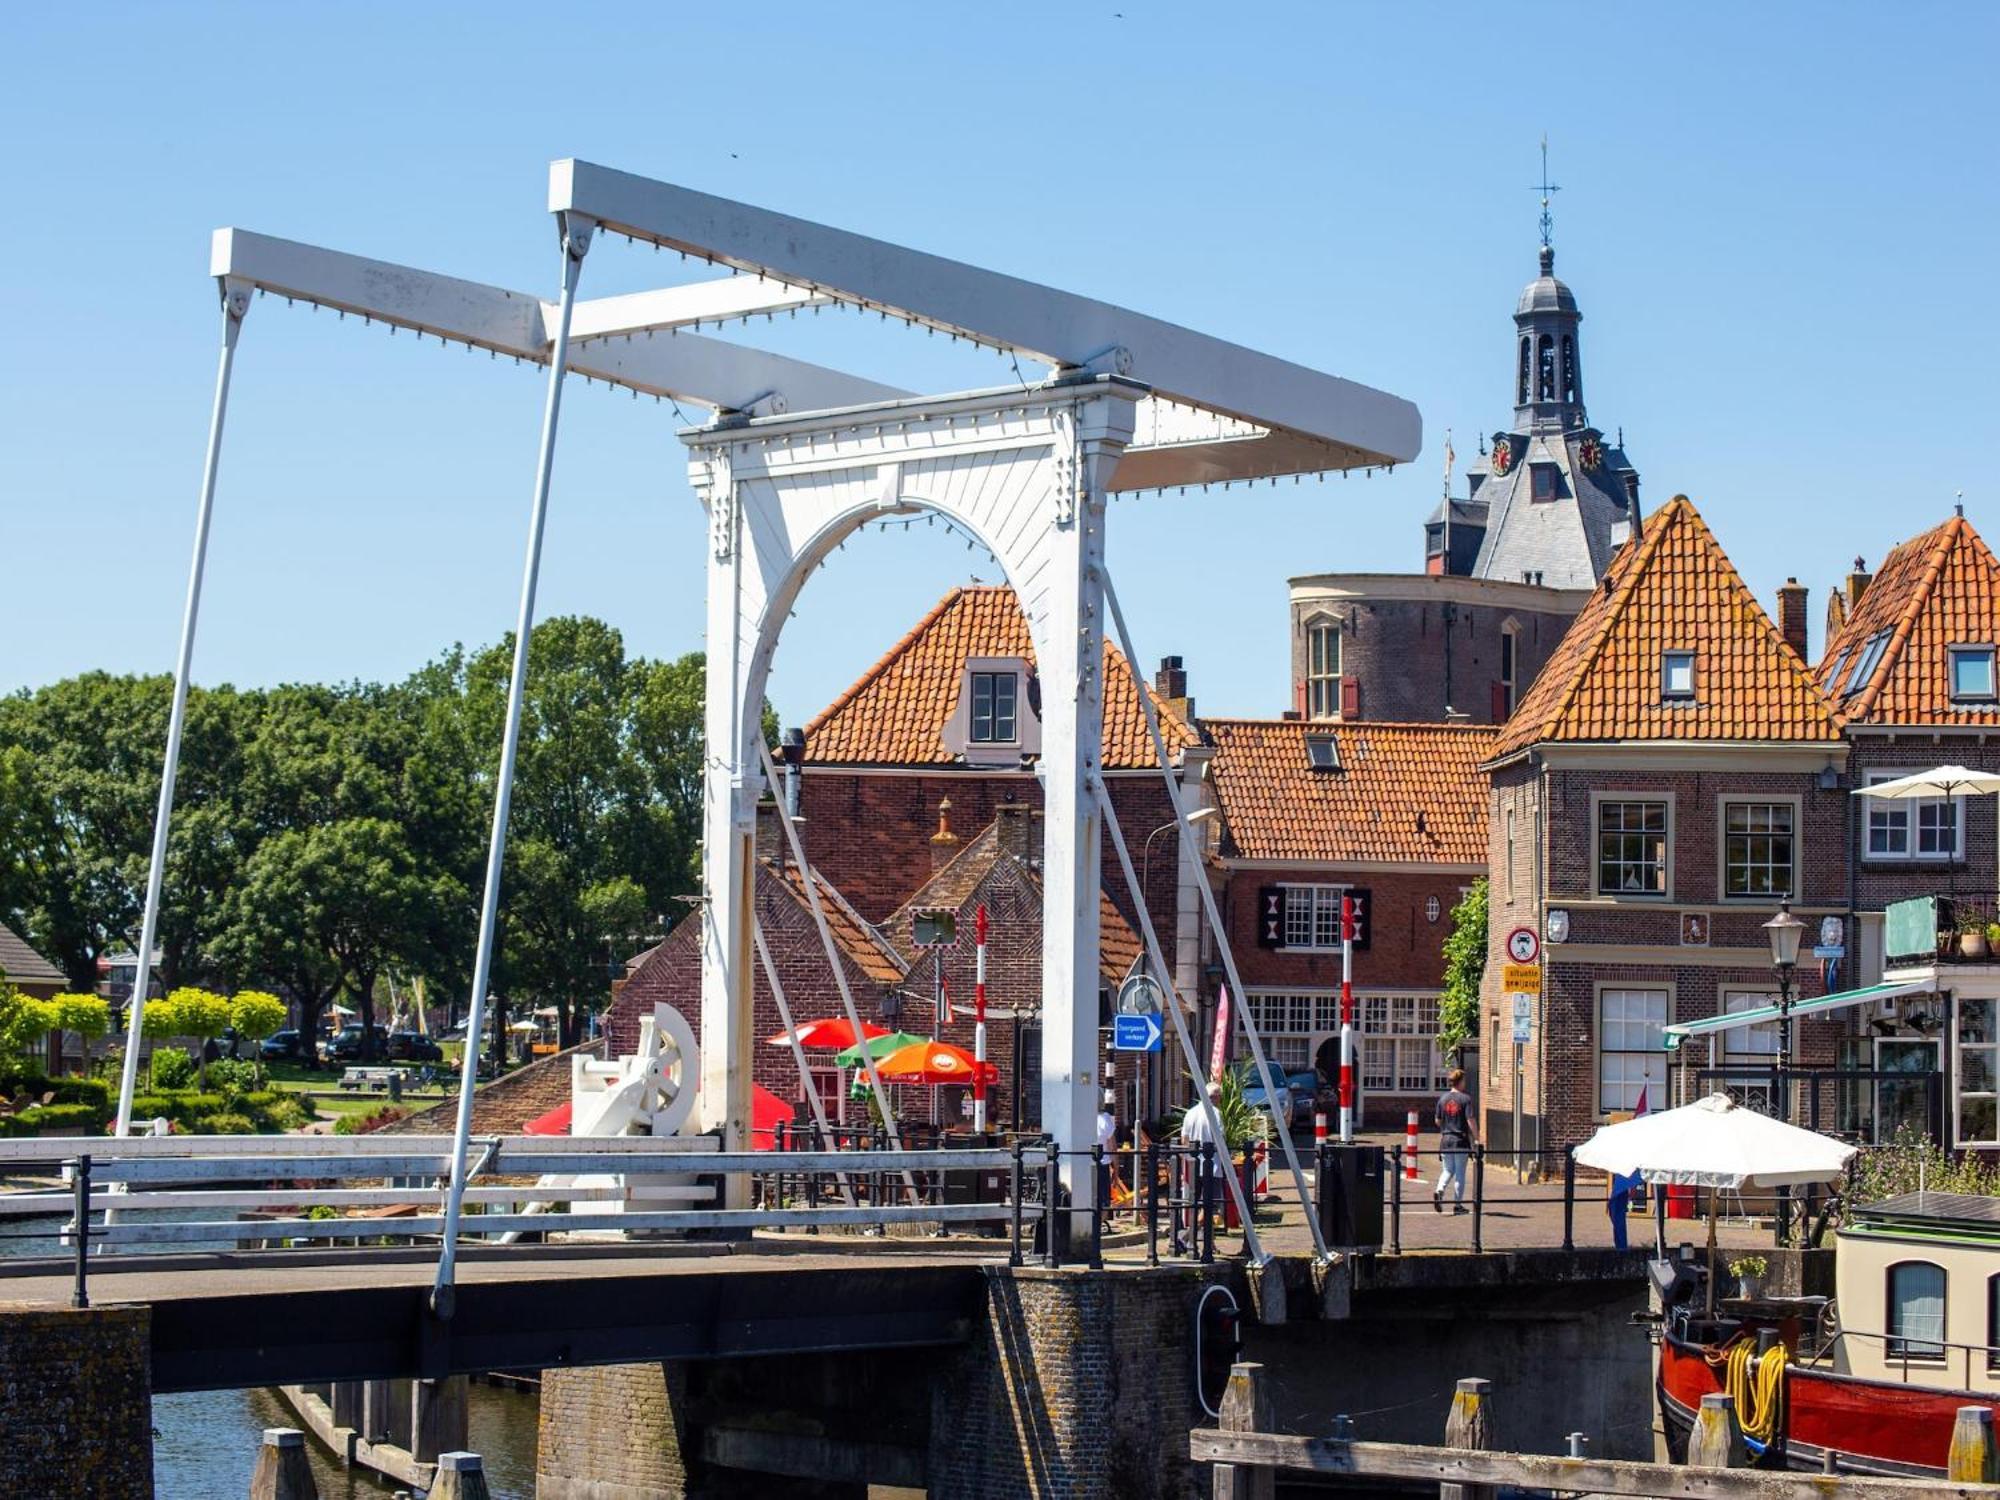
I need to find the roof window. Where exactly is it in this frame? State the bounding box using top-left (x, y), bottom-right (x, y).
top-left (1662, 651), bottom-right (1696, 701)
top-left (1305, 736), bottom-right (1340, 772)
top-left (1824, 644), bottom-right (1852, 692)
top-left (1950, 645), bottom-right (1997, 703)
top-left (1530, 463), bottom-right (1560, 502)
top-left (1844, 630), bottom-right (1891, 697)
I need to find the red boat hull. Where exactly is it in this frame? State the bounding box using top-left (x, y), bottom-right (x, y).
top-left (1660, 1331), bottom-right (2000, 1478)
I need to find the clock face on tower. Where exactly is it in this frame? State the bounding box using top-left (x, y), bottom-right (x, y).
top-left (1579, 435), bottom-right (1603, 471)
top-left (1491, 436), bottom-right (1515, 477)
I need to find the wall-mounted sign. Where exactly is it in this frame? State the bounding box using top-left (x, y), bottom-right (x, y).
top-left (1545, 909), bottom-right (1570, 944)
top-left (1511, 993), bottom-right (1534, 1044)
top-left (1501, 963), bottom-right (1542, 994)
top-left (1505, 927), bottom-right (1540, 964)
top-left (1679, 912), bottom-right (1710, 947)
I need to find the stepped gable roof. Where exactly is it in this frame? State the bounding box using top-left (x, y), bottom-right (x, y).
top-left (1492, 495), bottom-right (1841, 758)
top-left (1818, 516), bottom-right (2000, 726)
top-left (764, 859), bottom-right (908, 986)
top-left (0, 924), bottom-right (66, 990)
top-left (802, 585), bottom-right (1198, 768)
top-left (886, 821), bottom-right (1143, 988)
top-left (1206, 719), bottom-right (1495, 865)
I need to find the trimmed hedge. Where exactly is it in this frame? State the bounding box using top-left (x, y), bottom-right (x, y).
top-left (0, 1071), bottom-right (112, 1112)
top-left (0, 1102), bottom-right (105, 1137)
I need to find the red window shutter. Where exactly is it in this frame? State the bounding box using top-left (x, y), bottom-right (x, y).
top-left (1339, 676), bottom-right (1360, 719)
top-left (1492, 680), bottom-right (1510, 721)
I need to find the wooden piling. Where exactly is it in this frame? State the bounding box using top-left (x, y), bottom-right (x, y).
top-left (1440, 1377), bottom-right (1495, 1500)
top-left (1212, 1361), bottom-right (1274, 1500)
top-left (429, 1451), bottom-right (492, 1500)
top-left (1949, 1405), bottom-right (1999, 1483)
top-left (1687, 1392), bottom-right (1746, 1470)
top-left (410, 1376), bottom-right (469, 1464)
top-left (248, 1427), bottom-right (318, 1500)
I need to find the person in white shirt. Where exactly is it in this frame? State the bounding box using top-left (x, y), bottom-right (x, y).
top-left (1179, 1081), bottom-right (1224, 1233)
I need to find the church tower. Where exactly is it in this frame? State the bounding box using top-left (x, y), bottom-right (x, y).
top-left (1425, 206), bottom-right (1640, 588)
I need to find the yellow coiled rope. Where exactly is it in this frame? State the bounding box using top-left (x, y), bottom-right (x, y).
top-left (1704, 1338), bottom-right (1787, 1444)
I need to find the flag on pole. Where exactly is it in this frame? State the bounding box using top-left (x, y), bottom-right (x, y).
top-left (1209, 985), bottom-right (1232, 1083)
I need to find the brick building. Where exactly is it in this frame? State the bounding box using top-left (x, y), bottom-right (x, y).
top-left (1480, 496), bottom-right (1848, 1155)
top-left (1198, 717), bottom-right (1496, 1127)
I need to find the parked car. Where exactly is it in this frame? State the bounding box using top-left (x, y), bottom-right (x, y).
top-left (259, 1029), bottom-right (308, 1062)
top-left (327, 1024), bottom-right (390, 1061)
top-left (387, 1031), bottom-right (442, 1063)
top-left (1285, 1070), bottom-right (1334, 1122)
top-left (1241, 1077), bottom-right (1296, 1132)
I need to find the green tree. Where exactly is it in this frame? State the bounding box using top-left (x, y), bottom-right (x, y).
top-left (229, 989), bottom-right (288, 1083)
top-left (50, 992), bottom-right (109, 1077)
top-left (1437, 878), bottom-right (1488, 1060)
top-left (163, 986), bottom-right (231, 1087)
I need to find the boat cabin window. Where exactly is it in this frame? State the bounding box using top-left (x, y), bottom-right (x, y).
top-left (1990, 1274), bottom-right (2000, 1372)
top-left (1886, 1260), bottom-right (1947, 1362)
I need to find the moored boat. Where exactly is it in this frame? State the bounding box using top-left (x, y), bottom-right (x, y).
top-left (1656, 1190), bottom-right (2000, 1477)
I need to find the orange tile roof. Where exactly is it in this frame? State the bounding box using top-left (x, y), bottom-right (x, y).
top-left (1491, 495), bottom-right (1840, 757)
top-left (1817, 515), bottom-right (2000, 726)
top-left (1206, 719), bottom-right (1496, 865)
top-left (802, 586), bottom-right (1198, 768)
top-left (764, 859), bottom-right (908, 985)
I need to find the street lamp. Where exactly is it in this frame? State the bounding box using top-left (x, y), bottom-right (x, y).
top-left (1141, 808), bottom-right (1219, 898)
top-left (1763, 899), bottom-right (1806, 1106)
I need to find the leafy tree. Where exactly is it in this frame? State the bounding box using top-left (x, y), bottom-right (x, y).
top-left (1437, 878), bottom-right (1488, 1060)
top-left (229, 990), bottom-right (288, 1083)
top-left (50, 993), bottom-right (109, 1077)
top-left (163, 986), bottom-right (231, 1087)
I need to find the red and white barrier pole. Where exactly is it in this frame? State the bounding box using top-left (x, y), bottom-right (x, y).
top-left (973, 903), bottom-right (989, 1133)
top-left (1403, 1110), bottom-right (1420, 1180)
top-left (1313, 1110), bottom-right (1328, 1148)
top-left (1338, 894), bottom-right (1356, 1144)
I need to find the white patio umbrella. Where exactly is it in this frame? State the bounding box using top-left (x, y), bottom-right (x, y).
top-left (1575, 1093), bottom-right (1856, 1312)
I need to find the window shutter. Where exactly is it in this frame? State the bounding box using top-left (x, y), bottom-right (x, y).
top-left (1491, 680), bottom-right (1510, 721)
top-left (1347, 888), bottom-right (1372, 950)
top-left (1293, 678), bottom-right (1308, 717)
top-left (1339, 676), bottom-right (1360, 719)
top-left (1256, 887), bottom-right (1285, 949)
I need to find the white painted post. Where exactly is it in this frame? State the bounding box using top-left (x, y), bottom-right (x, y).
top-left (432, 211), bottom-right (593, 1313)
top-left (1037, 406), bottom-right (1125, 1223)
top-left (114, 280), bottom-right (251, 1138)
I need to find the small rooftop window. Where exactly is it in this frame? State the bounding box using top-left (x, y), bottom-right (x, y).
top-left (1530, 463), bottom-right (1560, 503)
top-left (1844, 631), bottom-right (1891, 697)
top-left (1662, 651), bottom-right (1696, 701)
top-left (1950, 645), bottom-right (1997, 703)
top-left (1305, 736), bottom-right (1340, 772)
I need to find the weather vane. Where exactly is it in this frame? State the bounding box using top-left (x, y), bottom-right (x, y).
top-left (1534, 134), bottom-right (1561, 251)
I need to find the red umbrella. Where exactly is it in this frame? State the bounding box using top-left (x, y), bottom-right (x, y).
top-left (874, 1040), bottom-right (998, 1086)
top-left (521, 1088), bottom-right (795, 1152)
top-left (764, 1017), bottom-right (889, 1050)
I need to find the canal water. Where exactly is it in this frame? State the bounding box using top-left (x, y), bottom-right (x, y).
top-left (0, 1208), bottom-right (542, 1497)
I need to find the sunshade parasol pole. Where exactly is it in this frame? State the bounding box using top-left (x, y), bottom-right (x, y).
top-left (1707, 1192), bottom-right (1719, 1319)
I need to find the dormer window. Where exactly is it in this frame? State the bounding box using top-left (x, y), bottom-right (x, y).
top-left (1530, 463), bottom-right (1560, 502)
top-left (1950, 646), bottom-right (1997, 703)
top-left (1662, 651), bottom-right (1696, 701)
top-left (970, 670), bottom-right (1018, 743)
top-left (1305, 736), bottom-right (1340, 772)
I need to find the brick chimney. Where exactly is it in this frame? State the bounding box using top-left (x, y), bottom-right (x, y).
top-left (928, 797), bottom-right (961, 871)
top-left (1154, 655), bottom-right (1194, 721)
top-left (1775, 578), bottom-right (1809, 661)
top-left (1846, 556), bottom-right (1872, 609)
top-left (994, 801), bottom-right (1043, 868)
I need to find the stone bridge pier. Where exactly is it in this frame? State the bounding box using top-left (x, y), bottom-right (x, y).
top-left (536, 1264), bottom-right (1226, 1500)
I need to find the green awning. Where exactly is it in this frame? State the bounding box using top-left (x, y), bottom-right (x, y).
top-left (1661, 979), bottom-right (1934, 1051)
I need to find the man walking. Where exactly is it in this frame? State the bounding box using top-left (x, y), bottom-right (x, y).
top-left (1433, 1068), bottom-right (1475, 1214)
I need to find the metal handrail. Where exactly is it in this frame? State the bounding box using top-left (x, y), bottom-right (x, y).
top-left (1799, 1322), bottom-right (2000, 1391)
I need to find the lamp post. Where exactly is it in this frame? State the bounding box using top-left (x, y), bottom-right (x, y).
top-left (1140, 807), bottom-right (1219, 901)
top-left (1763, 899), bottom-right (1805, 1114)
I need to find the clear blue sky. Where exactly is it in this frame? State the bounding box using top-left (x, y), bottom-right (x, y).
top-left (5, 3), bottom-right (1996, 726)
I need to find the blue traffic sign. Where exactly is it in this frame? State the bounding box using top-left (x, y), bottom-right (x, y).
top-left (1114, 1012), bottom-right (1163, 1052)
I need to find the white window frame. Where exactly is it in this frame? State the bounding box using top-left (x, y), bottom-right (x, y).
top-left (1592, 792), bottom-right (1673, 900)
top-left (1863, 769), bottom-right (1963, 862)
top-left (1886, 1260), bottom-right (1948, 1363)
top-left (1597, 984), bottom-right (1671, 1115)
top-left (1498, 619), bottom-right (1520, 718)
top-left (1306, 617), bottom-right (1343, 720)
top-left (1718, 795), bottom-right (1800, 902)
top-left (1662, 650), bottom-right (1696, 701)
top-left (1957, 995), bottom-right (2000, 1148)
top-left (1714, 988), bottom-right (1779, 1111)
top-left (1279, 884), bottom-right (1351, 951)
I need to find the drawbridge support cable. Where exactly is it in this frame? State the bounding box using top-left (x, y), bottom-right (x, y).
top-left (753, 914), bottom-right (856, 1206)
top-left (1096, 782), bottom-right (1265, 1266)
top-left (1096, 567), bottom-right (1332, 1264)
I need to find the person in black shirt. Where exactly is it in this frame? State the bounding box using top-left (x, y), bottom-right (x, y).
top-left (1433, 1068), bottom-right (1476, 1214)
